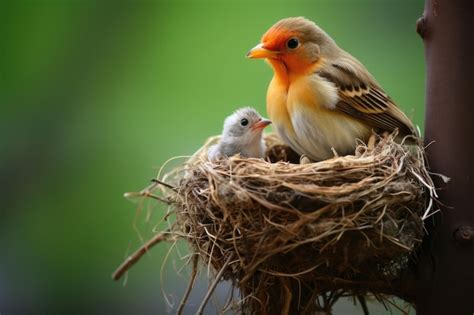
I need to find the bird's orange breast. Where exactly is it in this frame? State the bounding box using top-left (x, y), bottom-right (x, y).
top-left (266, 69), bottom-right (370, 160)
top-left (265, 59), bottom-right (329, 130)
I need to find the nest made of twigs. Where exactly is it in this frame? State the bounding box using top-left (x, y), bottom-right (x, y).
top-left (115, 132), bottom-right (435, 314)
top-left (167, 132), bottom-right (433, 313)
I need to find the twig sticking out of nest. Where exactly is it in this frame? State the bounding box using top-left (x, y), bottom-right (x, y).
top-left (112, 229), bottom-right (171, 281)
top-left (115, 132), bottom-right (435, 314)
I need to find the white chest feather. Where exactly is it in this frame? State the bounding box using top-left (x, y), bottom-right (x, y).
top-left (273, 75), bottom-right (370, 161)
top-left (289, 106), bottom-right (369, 160)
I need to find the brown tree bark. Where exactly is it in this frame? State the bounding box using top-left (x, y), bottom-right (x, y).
top-left (416, 0), bottom-right (474, 313)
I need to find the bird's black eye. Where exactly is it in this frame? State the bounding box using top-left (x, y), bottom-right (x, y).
top-left (286, 38), bottom-right (300, 50)
top-left (240, 118), bottom-right (249, 126)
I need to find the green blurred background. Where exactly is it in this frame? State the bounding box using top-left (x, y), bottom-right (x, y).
top-left (1, 0), bottom-right (424, 314)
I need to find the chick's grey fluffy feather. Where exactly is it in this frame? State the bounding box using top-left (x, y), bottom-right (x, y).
top-left (208, 107), bottom-right (268, 160)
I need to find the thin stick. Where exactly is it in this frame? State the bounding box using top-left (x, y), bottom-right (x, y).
top-left (357, 295), bottom-right (369, 315)
top-left (123, 189), bottom-right (170, 204)
top-left (112, 229), bottom-right (170, 281)
top-left (177, 255), bottom-right (199, 315)
top-left (196, 254), bottom-right (233, 315)
top-left (280, 278), bottom-right (292, 315)
top-left (151, 178), bottom-right (177, 191)
top-left (142, 191), bottom-right (171, 204)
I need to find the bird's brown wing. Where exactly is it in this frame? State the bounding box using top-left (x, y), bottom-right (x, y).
top-left (317, 62), bottom-right (416, 137)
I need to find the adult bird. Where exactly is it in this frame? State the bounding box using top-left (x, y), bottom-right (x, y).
top-left (208, 107), bottom-right (271, 160)
top-left (247, 17), bottom-right (417, 161)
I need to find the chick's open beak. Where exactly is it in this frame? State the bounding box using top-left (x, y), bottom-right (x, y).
top-left (246, 43), bottom-right (279, 59)
top-left (251, 119), bottom-right (272, 131)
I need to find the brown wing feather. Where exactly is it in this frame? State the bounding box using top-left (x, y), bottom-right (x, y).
top-left (317, 62), bottom-right (416, 137)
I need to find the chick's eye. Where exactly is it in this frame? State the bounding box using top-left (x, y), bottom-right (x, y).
top-left (240, 118), bottom-right (249, 126)
top-left (286, 38), bottom-right (300, 50)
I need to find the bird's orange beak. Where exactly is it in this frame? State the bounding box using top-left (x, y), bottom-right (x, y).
top-left (247, 43), bottom-right (279, 59)
top-left (251, 119), bottom-right (272, 131)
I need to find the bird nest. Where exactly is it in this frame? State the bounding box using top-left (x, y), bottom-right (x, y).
top-left (115, 132), bottom-right (435, 314)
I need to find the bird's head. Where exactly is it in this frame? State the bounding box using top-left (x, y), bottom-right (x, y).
top-left (247, 17), bottom-right (338, 75)
top-left (222, 107), bottom-right (271, 143)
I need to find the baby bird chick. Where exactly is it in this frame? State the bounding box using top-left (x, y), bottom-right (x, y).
top-left (208, 107), bottom-right (271, 160)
